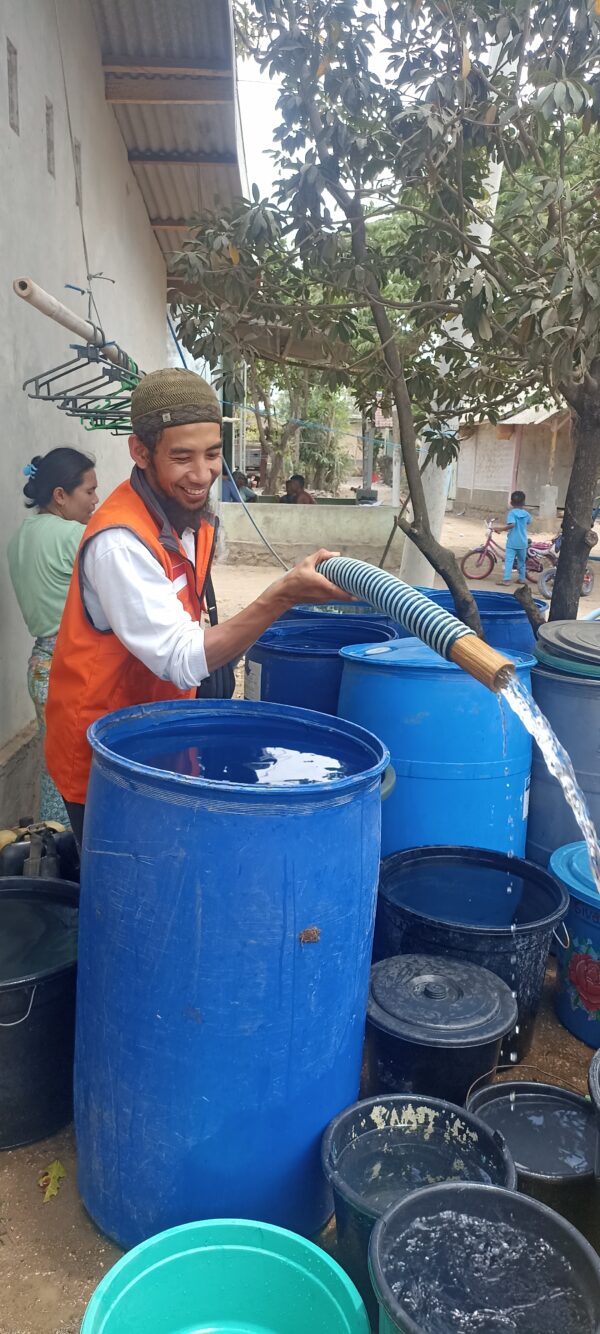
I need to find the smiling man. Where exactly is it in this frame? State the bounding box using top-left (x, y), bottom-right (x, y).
top-left (45, 368), bottom-right (345, 843)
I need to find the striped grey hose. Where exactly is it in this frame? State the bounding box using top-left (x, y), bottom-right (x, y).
top-left (317, 557), bottom-right (475, 660)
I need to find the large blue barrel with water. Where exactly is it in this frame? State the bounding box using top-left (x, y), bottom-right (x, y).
top-left (245, 618), bottom-right (398, 715)
top-left (409, 589), bottom-right (544, 652)
top-left (75, 700), bottom-right (388, 1249)
top-left (338, 639), bottom-right (534, 857)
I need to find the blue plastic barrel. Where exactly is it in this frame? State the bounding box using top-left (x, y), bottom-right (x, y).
top-left (402, 589), bottom-right (545, 652)
top-left (245, 618), bottom-right (398, 715)
top-left (552, 842), bottom-right (600, 1048)
top-left (75, 700), bottom-right (389, 1248)
top-left (338, 639), bottom-right (534, 858)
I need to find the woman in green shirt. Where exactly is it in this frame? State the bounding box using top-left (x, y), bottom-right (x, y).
top-left (8, 448), bottom-right (98, 823)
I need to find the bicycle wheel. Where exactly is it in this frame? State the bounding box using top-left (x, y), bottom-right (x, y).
top-left (526, 555), bottom-right (542, 584)
top-left (538, 567), bottom-right (555, 600)
top-left (461, 548), bottom-right (494, 580)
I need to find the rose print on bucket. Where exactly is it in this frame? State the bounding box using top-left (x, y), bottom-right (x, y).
top-left (567, 945), bottom-right (600, 1016)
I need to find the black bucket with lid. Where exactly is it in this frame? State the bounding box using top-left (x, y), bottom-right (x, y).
top-left (365, 955), bottom-right (517, 1106)
top-left (0, 878), bottom-right (79, 1149)
top-left (376, 847), bottom-right (569, 1061)
top-left (369, 1181), bottom-right (600, 1334)
top-left (322, 1093), bottom-right (516, 1328)
top-left (467, 1074), bottom-right (600, 1249)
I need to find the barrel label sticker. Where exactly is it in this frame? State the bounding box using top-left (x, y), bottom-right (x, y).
top-left (523, 777), bottom-right (530, 820)
top-left (245, 659), bottom-right (262, 701)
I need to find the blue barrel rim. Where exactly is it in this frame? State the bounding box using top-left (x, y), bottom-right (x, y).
top-left (88, 699), bottom-right (390, 799)
top-left (82, 1216), bottom-right (369, 1330)
top-left (339, 640), bottom-right (537, 672)
top-left (379, 846), bottom-right (569, 936)
top-left (0, 878), bottom-right (79, 991)
top-left (252, 620), bottom-right (398, 657)
top-left (416, 588), bottom-right (547, 617)
top-left (321, 1092), bottom-right (517, 1220)
top-left (368, 1180), bottom-right (600, 1334)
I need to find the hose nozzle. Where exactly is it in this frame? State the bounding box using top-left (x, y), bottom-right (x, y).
top-left (450, 635), bottom-right (515, 693)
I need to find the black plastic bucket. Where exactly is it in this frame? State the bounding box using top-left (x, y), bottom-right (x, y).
top-left (365, 955), bottom-right (517, 1106)
top-left (467, 1076), bottom-right (600, 1249)
top-left (369, 1181), bottom-right (600, 1333)
top-left (376, 847), bottom-right (568, 1061)
top-left (0, 878), bottom-right (79, 1149)
top-left (322, 1093), bottom-right (516, 1328)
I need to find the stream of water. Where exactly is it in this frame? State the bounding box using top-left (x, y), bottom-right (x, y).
top-left (501, 675), bottom-right (600, 894)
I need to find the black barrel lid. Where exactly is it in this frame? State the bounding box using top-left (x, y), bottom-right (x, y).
top-left (538, 620), bottom-right (600, 667)
top-left (367, 954), bottom-right (517, 1048)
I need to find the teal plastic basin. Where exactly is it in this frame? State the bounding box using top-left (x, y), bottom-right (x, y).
top-left (80, 1219), bottom-right (370, 1334)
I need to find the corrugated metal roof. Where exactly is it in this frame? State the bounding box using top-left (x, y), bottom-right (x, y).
top-left (90, 0), bottom-right (244, 269)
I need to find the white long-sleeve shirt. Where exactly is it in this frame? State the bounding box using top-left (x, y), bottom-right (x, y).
top-left (80, 527), bottom-right (209, 690)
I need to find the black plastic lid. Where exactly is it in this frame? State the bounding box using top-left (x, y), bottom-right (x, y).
top-left (367, 954), bottom-right (517, 1048)
top-left (538, 620), bottom-right (600, 667)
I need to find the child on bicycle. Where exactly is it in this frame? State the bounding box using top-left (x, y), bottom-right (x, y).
top-left (495, 490), bottom-right (532, 583)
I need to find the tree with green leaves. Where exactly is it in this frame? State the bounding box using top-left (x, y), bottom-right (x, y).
top-left (173, 0), bottom-right (600, 628)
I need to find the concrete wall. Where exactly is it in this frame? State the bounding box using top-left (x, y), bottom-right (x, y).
top-left (0, 0), bottom-right (167, 818)
top-left (219, 502), bottom-right (404, 568)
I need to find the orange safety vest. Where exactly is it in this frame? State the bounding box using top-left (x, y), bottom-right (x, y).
top-left (45, 471), bottom-right (217, 804)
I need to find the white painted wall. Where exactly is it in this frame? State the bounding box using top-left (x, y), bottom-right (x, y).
top-left (0, 0), bottom-right (167, 756)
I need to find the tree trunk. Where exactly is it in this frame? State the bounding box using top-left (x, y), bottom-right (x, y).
top-left (550, 403), bottom-right (600, 621)
top-left (267, 448), bottom-right (286, 494)
top-left (400, 452), bottom-right (452, 587)
top-left (514, 584), bottom-right (545, 636)
top-left (248, 360), bottom-right (270, 489)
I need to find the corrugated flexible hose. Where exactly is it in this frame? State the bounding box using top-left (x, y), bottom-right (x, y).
top-left (316, 556), bottom-right (514, 693)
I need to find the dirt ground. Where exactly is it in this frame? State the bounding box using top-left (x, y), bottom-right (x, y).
top-left (0, 967), bottom-right (595, 1334)
top-left (2, 524), bottom-right (599, 1333)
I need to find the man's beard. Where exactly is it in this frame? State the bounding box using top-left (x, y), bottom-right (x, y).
top-left (145, 467), bottom-right (212, 534)
top-left (159, 492), bottom-right (211, 535)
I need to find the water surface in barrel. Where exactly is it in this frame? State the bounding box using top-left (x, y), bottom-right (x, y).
top-left (338, 1129), bottom-right (493, 1215)
top-left (114, 732), bottom-right (358, 785)
top-left (382, 861), bottom-right (548, 929)
top-left (386, 1210), bottom-right (594, 1333)
top-left (475, 1091), bottom-right (595, 1177)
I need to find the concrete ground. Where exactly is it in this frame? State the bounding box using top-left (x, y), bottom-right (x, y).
top-left (1, 523), bottom-right (599, 1333)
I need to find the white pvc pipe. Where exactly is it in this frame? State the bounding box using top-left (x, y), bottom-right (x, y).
top-left (13, 276), bottom-right (137, 372)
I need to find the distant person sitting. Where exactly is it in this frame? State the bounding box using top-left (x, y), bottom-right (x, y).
top-left (233, 470), bottom-right (256, 502)
top-left (279, 480), bottom-right (295, 504)
top-left (222, 470), bottom-right (256, 503)
top-left (495, 490), bottom-right (532, 583)
top-left (287, 474), bottom-right (316, 505)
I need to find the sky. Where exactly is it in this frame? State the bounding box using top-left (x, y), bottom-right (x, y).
top-left (236, 59), bottom-right (280, 199)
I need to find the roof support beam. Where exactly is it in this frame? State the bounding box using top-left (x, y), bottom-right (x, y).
top-left (103, 60), bottom-right (232, 77)
top-left (105, 73), bottom-right (233, 104)
top-left (129, 150), bottom-right (236, 167)
top-left (151, 219), bottom-right (192, 230)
